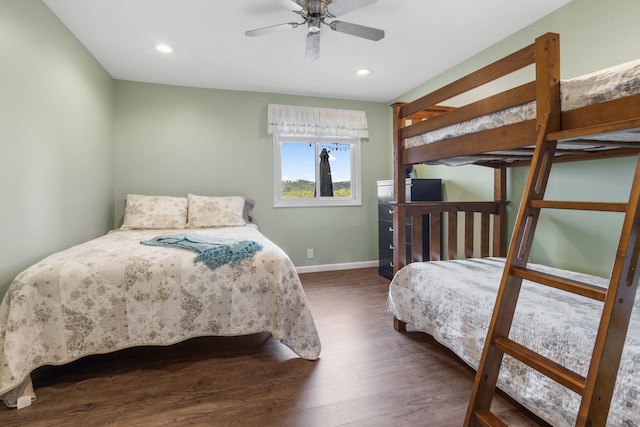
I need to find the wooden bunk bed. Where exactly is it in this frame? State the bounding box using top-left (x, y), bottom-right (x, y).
top-left (386, 33), bottom-right (640, 426)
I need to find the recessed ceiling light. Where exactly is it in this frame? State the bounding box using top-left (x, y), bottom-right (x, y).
top-left (155, 44), bottom-right (173, 53)
top-left (356, 69), bottom-right (371, 76)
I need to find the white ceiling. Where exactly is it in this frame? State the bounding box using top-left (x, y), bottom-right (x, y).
top-left (42, 0), bottom-right (572, 103)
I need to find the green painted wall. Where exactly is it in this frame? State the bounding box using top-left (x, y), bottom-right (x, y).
top-left (0, 0), bottom-right (114, 297)
top-left (112, 81), bottom-right (391, 268)
top-left (401, 0), bottom-right (640, 278)
top-left (3, 0), bottom-right (639, 301)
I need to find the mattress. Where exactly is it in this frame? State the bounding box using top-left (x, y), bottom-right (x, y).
top-left (405, 58), bottom-right (640, 163)
top-left (0, 225), bottom-right (321, 407)
top-left (386, 257), bottom-right (640, 426)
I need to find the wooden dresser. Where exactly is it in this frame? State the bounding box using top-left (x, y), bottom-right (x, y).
top-left (377, 178), bottom-right (442, 279)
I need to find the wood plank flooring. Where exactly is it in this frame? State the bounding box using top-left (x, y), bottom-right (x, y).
top-left (0, 268), bottom-right (546, 426)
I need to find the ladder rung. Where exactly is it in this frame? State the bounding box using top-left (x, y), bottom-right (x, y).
top-left (493, 336), bottom-right (586, 395)
top-left (529, 200), bottom-right (627, 212)
top-left (511, 266), bottom-right (607, 301)
top-left (473, 409), bottom-right (508, 427)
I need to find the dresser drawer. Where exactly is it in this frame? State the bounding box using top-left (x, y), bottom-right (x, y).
top-left (376, 182), bottom-right (395, 204)
top-left (378, 244), bottom-right (411, 279)
top-left (378, 221), bottom-right (411, 246)
top-left (378, 204), bottom-right (413, 223)
top-left (377, 203), bottom-right (395, 222)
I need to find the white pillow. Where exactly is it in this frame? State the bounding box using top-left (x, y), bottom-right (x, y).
top-left (187, 194), bottom-right (246, 228)
top-left (121, 194), bottom-right (188, 229)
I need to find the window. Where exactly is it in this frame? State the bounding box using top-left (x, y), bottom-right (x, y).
top-left (273, 134), bottom-right (361, 207)
top-left (267, 103), bottom-right (368, 208)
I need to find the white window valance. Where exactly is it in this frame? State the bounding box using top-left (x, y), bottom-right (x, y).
top-left (267, 104), bottom-right (369, 139)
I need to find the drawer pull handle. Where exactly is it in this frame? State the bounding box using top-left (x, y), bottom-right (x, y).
top-left (389, 244), bottom-right (394, 250)
top-left (388, 226), bottom-right (394, 232)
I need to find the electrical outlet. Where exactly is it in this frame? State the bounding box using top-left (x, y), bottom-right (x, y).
top-left (307, 249), bottom-right (314, 259)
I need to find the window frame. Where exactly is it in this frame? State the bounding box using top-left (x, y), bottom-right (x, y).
top-left (273, 133), bottom-right (362, 208)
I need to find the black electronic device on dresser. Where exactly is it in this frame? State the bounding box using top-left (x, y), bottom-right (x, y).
top-left (377, 178), bottom-right (442, 279)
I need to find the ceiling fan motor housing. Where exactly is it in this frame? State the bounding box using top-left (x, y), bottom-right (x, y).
top-left (245, 0), bottom-right (383, 60)
top-left (298, 0), bottom-right (333, 17)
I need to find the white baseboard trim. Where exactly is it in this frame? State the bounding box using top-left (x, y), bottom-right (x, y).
top-left (296, 260), bottom-right (378, 274)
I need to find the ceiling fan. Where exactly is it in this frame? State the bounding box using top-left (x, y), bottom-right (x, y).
top-left (245, 0), bottom-right (385, 61)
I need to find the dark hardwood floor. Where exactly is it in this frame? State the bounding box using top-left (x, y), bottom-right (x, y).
top-left (0, 268), bottom-right (545, 426)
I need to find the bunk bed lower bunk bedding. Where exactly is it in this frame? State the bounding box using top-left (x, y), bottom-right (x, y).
top-left (386, 258), bottom-right (639, 426)
top-left (0, 222), bottom-right (321, 408)
top-left (405, 57), bottom-right (640, 165)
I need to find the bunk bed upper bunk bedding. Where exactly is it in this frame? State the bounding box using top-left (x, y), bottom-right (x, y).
top-left (386, 258), bottom-right (640, 426)
top-left (0, 194), bottom-right (321, 408)
top-left (405, 57), bottom-right (640, 165)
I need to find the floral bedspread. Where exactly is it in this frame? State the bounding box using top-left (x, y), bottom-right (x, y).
top-left (0, 225), bottom-right (320, 407)
top-left (386, 257), bottom-right (640, 426)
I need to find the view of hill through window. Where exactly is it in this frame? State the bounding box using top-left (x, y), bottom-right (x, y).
top-left (281, 142), bottom-right (352, 198)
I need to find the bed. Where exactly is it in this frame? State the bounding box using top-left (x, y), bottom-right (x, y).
top-left (386, 33), bottom-right (640, 426)
top-left (387, 258), bottom-right (640, 426)
top-left (0, 193), bottom-right (321, 408)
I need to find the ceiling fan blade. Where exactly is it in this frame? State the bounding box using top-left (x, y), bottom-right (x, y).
top-left (329, 21), bottom-right (385, 41)
top-left (245, 22), bottom-right (299, 37)
top-left (325, 0), bottom-right (377, 17)
top-left (305, 31), bottom-right (320, 61)
top-left (274, 0), bottom-right (304, 12)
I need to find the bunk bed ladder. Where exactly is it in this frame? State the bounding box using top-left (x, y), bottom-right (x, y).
top-left (465, 120), bottom-right (640, 426)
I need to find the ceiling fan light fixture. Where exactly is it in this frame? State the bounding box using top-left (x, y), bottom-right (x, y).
top-left (155, 44), bottom-right (173, 53)
top-left (307, 15), bottom-right (322, 35)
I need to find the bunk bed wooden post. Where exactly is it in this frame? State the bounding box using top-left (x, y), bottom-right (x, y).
top-left (391, 102), bottom-right (408, 276)
top-left (391, 101), bottom-right (413, 333)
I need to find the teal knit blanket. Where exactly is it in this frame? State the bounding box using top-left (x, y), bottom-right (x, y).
top-left (141, 234), bottom-right (263, 270)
